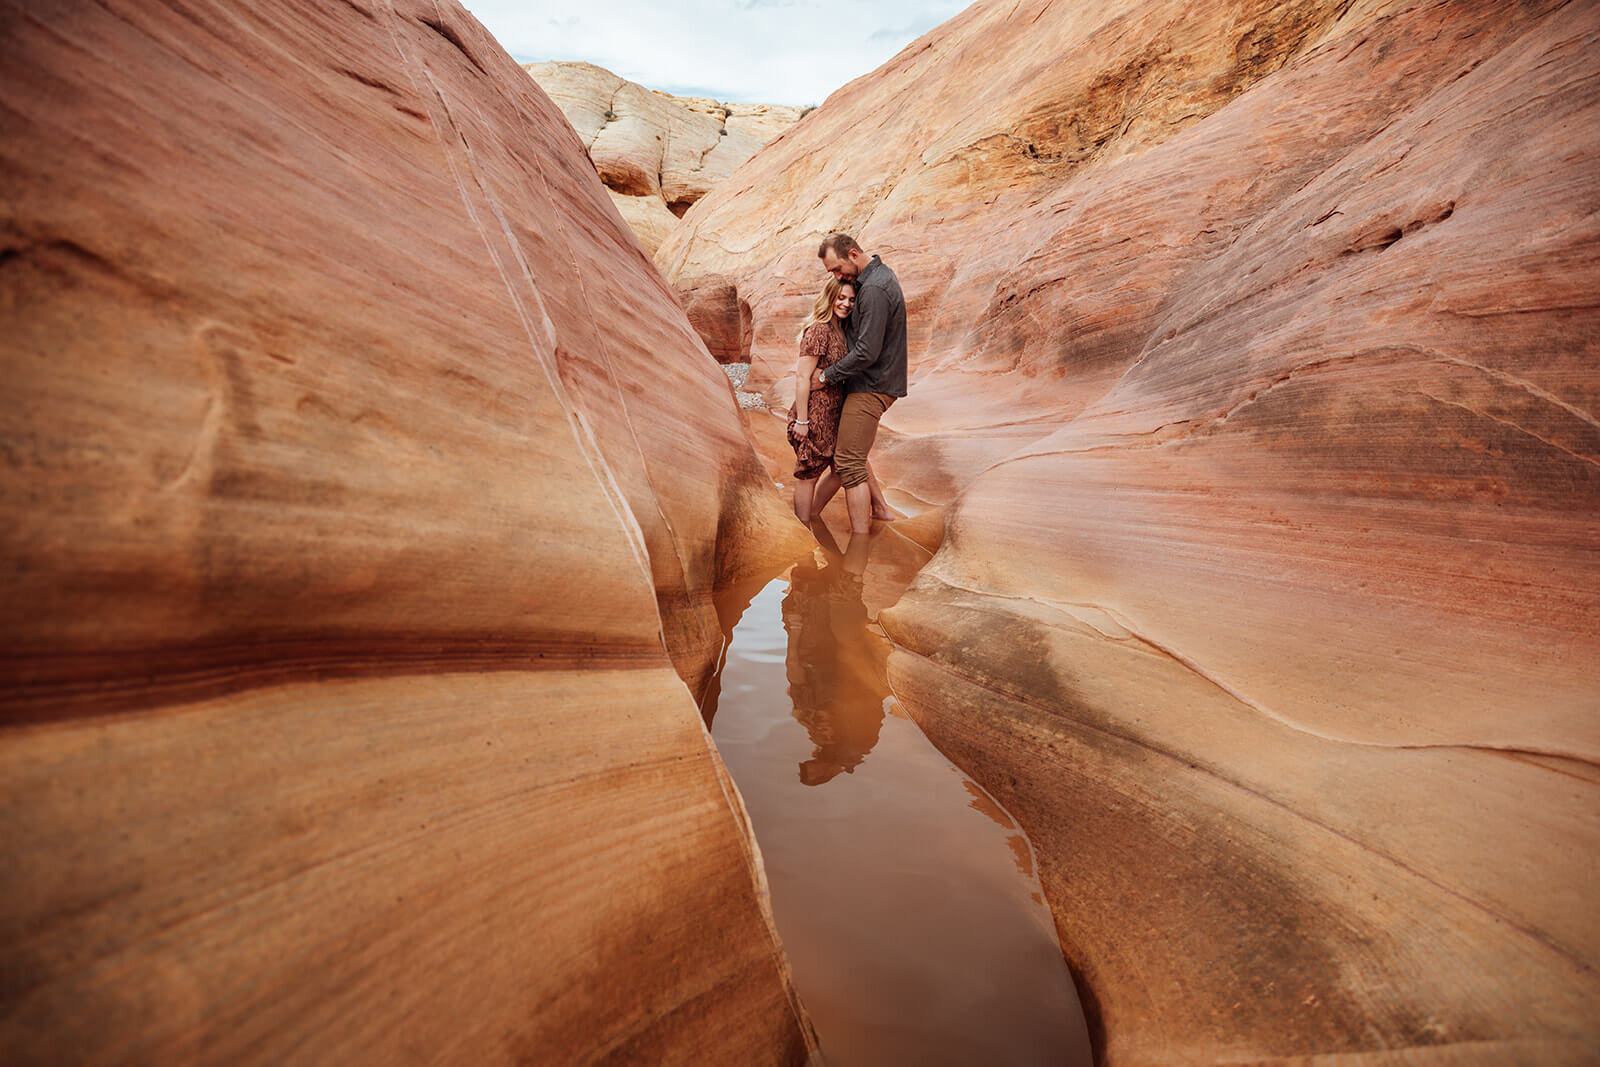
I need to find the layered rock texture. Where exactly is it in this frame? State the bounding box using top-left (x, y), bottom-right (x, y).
top-left (661, 0), bottom-right (1600, 1061)
top-left (526, 61), bottom-right (805, 255)
top-left (1, 1), bottom-right (813, 1063)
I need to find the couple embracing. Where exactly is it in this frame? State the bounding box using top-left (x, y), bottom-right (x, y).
top-left (786, 232), bottom-right (909, 534)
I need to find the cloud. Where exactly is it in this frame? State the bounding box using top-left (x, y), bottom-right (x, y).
top-left (867, 14), bottom-right (946, 45)
top-left (462, 0), bottom-right (969, 105)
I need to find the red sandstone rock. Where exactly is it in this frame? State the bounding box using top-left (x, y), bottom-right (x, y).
top-left (675, 273), bottom-right (754, 365)
top-left (526, 61), bottom-right (804, 255)
top-left (0, 1), bottom-right (812, 1062)
top-left (661, 0), bottom-right (1600, 1060)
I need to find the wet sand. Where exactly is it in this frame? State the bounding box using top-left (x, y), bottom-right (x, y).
top-left (703, 518), bottom-right (1090, 1066)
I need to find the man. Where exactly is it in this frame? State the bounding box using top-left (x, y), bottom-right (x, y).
top-left (816, 232), bottom-right (907, 534)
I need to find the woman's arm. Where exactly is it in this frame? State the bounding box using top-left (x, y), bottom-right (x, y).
top-left (793, 325), bottom-right (826, 438)
top-left (793, 352), bottom-right (818, 438)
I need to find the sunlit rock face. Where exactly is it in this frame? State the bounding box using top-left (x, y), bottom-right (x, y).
top-left (0, 1), bottom-right (815, 1063)
top-left (661, 0), bottom-right (1600, 1059)
top-left (525, 61), bottom-right (806, 255)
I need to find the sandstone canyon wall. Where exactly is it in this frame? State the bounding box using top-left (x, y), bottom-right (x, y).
top-left (1, 1), bottom-right (814, 1063)
top-left (660, 0), bottom-right (1600, 1062)
top-left (526, 61), bottom-right (805, 256)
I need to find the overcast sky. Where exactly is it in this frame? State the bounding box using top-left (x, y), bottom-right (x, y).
top-left (461, 0), bottom-right (971, 106)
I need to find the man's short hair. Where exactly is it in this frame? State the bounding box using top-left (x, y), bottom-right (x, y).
top-left (817, 232), bottom-right (862, 260)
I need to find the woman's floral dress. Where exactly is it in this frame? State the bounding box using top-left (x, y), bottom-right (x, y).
top-left (787, 321), bottom-right (847, 480)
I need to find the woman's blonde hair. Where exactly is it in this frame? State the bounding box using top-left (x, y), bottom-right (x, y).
top-left (796, 277), bottom-right (852, 341)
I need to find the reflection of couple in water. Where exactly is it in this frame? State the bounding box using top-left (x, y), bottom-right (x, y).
top-left (787, 232), bottom-right (908, 533)
top-left (782, 230), bottom-right (909, 785)
top-left (783, 523), bottom-right (890, 786)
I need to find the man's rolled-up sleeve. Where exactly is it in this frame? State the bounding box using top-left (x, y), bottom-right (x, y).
top-left (824, 285), bottom-right (887, 384)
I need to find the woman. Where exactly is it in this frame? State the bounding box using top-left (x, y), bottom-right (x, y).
top-left (788, 279), bottom-right (892, 523)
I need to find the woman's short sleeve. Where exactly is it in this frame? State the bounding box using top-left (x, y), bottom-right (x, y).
top-left (799, 322), bottom-right (828, 363)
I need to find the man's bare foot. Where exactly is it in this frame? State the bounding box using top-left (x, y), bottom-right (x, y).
top-left (871, 506), bottom-right (896, 522)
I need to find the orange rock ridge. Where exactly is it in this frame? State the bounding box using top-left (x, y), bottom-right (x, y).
top-left (1, 0), bottom-right (813, 1062)
top-left (661, 0), bottom-right (1600, 1061)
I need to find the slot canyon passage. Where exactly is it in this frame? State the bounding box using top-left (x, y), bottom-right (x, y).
top-left (1, 1), bottom-right (1597, 1066)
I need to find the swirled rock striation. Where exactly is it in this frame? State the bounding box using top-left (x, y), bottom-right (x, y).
top-left (1, 1), bottom-right (813, 1062)
top-left (660, 0), bottom-right (1600, 1060)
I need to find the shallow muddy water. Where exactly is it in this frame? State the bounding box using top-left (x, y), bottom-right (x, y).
top-left (703, 521), bottom-right (1090, 1067)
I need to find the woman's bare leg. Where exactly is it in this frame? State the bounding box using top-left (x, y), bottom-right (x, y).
top-left (793, 476), bottom-right (818, 522)
top-left (811, 466), bottom-right (842, 516)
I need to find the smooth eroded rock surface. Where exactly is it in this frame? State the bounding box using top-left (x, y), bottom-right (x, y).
top-left (526, 60), bottom-right (805, 254)
top-left (661, 0), bottom-right (1600, 1061)
top-left (676, 273), bottom-right (754, 365)
top-left (1, 1), bottom-right (813, 1062)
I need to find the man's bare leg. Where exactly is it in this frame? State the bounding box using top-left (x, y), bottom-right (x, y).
top-left (866, 463), bottom-right (894, 521)
top-left (844, 481), bottom-right (873, 534)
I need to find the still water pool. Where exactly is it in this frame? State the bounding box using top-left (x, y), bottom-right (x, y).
top-left (702, 524), bottom-right (1091, 1066)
